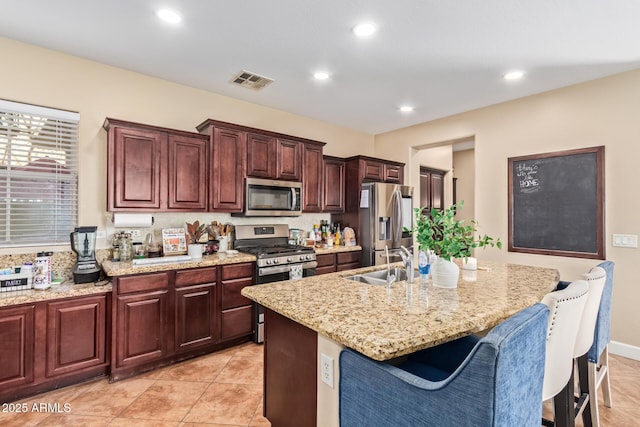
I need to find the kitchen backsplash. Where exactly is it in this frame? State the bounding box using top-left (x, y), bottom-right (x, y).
top-left (0, 249), bottom-right (112, 281)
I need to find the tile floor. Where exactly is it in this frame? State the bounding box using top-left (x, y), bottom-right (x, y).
top-left (1, 344), bottom-right (639, 426)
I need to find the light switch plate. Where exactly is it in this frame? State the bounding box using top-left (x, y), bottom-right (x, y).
top-left (612, 234), bottom-right (638, 248)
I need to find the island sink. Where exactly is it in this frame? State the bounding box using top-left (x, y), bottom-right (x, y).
top-left (344, 267), bottom-right (407, 285)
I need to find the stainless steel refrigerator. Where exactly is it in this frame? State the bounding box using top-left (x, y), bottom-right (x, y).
top-left (360, 182), bottom-right (414, 266)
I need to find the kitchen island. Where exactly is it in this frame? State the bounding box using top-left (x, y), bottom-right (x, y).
top-left (241, 260), bottom-right (559, 427)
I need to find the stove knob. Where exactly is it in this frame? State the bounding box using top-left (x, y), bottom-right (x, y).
top-left (287, 257), bottom-right (293, 262)
top-left (273, 258), bottom-right (279, 264)
top-left (266, 259), bottom-right (272, 265)
top-left (305, 255), bottom-right (312, 260)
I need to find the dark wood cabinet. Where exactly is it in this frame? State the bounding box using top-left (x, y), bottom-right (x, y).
top-left (197, 121), bottom-right (247, 212)
top-left (383, 163), bottom-right (403, 183)
top-left (220, 263), bottom-right (254, 341)
top-left (419, 167), bottom-right (445, 212)
top-left (276, 138), bottom-right (301, 181)
top-left (168, 133), bottom-right (208, 210)
top-left (45, 296), bottom-right (107, 378)
top-left (105, 118), bottom-right (208, 212)
top-left (247, 135), bottom-right (301, 181)
top-left (302, 143), bottom-right (324, 212)
top-left (107, 124), bottom-right (165, 210)
top-left (315, 250), bottom-right (362, 275)
top-left (362, 159), bottom-right (384, 181)
top-left (175, 267), bottom-right (218, 352)
top-left (322, 156), bottom-right (345, 213)
top-left (0, 305), bottom-right (35, 391)
top-left (113, 272), bottom-right (170, 376)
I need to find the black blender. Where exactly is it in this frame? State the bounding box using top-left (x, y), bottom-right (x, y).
top-left (70, 226), bottom-right (101, 283)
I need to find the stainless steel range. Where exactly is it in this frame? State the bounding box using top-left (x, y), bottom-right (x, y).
top-left (235, 224), bottom-right (317, 343)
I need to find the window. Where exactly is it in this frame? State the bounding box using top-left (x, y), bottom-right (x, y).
top-left (0, 100), bottom-right (79, 247)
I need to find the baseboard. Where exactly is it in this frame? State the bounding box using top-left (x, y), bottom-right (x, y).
top-left (609, 340), bottom-right (640, 361)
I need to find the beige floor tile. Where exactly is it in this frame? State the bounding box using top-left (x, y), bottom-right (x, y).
top-left (215, 356), bottom-right (263, 385)
top-left (183, 382), bottom-right (262, 425)
top-left (250, 401), bottom-right (271, 427)
top-left (0, 409), bottom-right (52, 427)
top-left (157, 352), bottom-right (233, 382)
top-left (232, 342), bottom-right (265, 358)
top-left (110, 418), bottom-right (181, 426)
top-left (37, 413), bottom-right (113, 426)
top-left (66, 377), bottom-right (156, 417)
top-left (179, 423), bottom-right (244, 427)
top-left (119, 380), bottom-right (208, 421)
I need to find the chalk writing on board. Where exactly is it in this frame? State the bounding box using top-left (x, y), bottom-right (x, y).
top-left (515, 162), bottom-right (540, 193)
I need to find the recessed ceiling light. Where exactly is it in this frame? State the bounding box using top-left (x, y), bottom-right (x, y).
top-left (156, 9), bottom-right (182, 24)
top-left (352, 22), bottom-right (376, 37)
top-left (504, 70), bottom-right (525, 81)
top-left (313, 72), bottom-right (330, 80)
top-left (399, 106), bottom-right (414, 113)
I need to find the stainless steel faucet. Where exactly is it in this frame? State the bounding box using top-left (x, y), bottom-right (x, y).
top-left (384, 246), bottom-right (414, 284)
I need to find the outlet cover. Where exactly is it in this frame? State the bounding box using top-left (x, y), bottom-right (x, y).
top-left (612, 234), bottom-right (638, 248)
top-left (321, 353), bottom-right (334, 388)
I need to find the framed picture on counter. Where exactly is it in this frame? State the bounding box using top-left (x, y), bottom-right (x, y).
top-left (162, 228), bottom-right (188, 256)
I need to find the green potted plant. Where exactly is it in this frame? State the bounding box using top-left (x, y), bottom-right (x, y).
top-left (410, 201), bottom-right (501, 287)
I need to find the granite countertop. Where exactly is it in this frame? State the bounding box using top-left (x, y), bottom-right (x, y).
top-left (0, 280), bottom-right (112, 308)
top-left (102, 252), bottom-right (258, 277)
top-left (314, 245), bottom-right (362, 255)
top-left (242, 260), bottom-right (559, 361)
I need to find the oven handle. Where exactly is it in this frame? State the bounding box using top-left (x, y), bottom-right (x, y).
top-left (258, 261), bottom-right (318, 276)
top-left (291, 187), bottom-right (297, 211)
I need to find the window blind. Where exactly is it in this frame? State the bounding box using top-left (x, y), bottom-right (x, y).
top-left (0, 99), bottom-right (79, 247)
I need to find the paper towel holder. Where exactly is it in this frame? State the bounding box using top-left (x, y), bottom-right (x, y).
top-left (112, 213), bottom-right (155, 228)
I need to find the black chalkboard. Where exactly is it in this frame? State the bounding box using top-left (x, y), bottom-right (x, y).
top-left (508, 146), bottom-right (605, 259)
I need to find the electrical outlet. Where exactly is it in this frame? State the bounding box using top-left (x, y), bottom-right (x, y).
top-left (321, 353), bottom-right (334, 388)
top-left (612, 234), bottom-right (638, 248)
top-left (125, 229), bottom-right (141, 238)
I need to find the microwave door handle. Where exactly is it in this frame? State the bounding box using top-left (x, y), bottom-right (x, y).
top-left (291, 187), bottom-right (297, 211)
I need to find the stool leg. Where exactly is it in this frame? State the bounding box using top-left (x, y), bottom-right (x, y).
top-left (601, 346), bottom-right (612, 408)
top-left (588, 361), bottom-right (601, 427)
top-left (553, 367), bottom-right (576, 427)
top-left (577, 354), bottom-right (593, 427)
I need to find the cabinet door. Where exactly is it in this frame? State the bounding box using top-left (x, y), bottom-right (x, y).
top-left (115, 290), bottom-right (169, 368)
top-left (361, 159), bottom-right (383, 181)
top-left (315, 253), bottom-right (336, 275)
top-left (109, 126), bottom-right (166, 210)
top-left (336, 251), bottom-right (362, 271)
top-left (276, 139), bottom-right (301, 181)
top-left (322, 157), bottom-right (345, 213)
top-left (175, 283), bottom-right (218, 352)
top-left (46, 296), bottom-right (107, 377)
top-left (168, 133), bottom-right (208, 210)
top-left (302, 144), bottom-right (323, 212)
top-left (246, 133), bottom-right (275, 178)
top-left (211, 126), bottom-right (246, 211)
top-left (0, 305), bottom-right (35, 390)
top-left (383, 164), bottom-right (402, 183)
top-left (221, 305), bottom-right (253, 341)
top-left (431, 173), bottom-right (444, 211)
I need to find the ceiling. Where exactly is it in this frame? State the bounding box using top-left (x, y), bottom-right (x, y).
top-left (1, 1), bottom-right (639, 135)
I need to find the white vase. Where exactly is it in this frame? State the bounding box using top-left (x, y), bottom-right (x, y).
top-left (431, 258), bottom-right (460, 288)
top-left (188, 244), bottom-right (203, 259)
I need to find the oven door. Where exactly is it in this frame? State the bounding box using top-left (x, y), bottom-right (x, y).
top-left (253, 262), bottom-right (317, 343)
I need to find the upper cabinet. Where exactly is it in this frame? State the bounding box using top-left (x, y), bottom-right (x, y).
top-left (322, 156), bottom-right (345, 213)
top-left (302, 143), bottom-right (324, 212)
top-left (197, 120), bottom-right (247, 212)
top-left (354, 156), bottom-right (404, 183)
top-left (247, 134), bottom-right (301, 181)
top-left (105, 118), bottom-right (208, 212)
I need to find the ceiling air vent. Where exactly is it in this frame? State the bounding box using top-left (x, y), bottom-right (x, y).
top-left (230, 70), bottom-right (274, 90)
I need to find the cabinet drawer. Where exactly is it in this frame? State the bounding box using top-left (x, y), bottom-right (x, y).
top-left (337, 262), bottom-right (361, 272)
top-left (118, 272), bottom-right (169, 294)
top-left (315, 253), bottom-right (336, 268)
top-left (221, 262), bottom-right (254, 281)
top-left (337, 251), bottom-right (361, 265)
top-left (316, 265), bottom-right (337, 275)
top-left (175, 267), bottom-right (217, 287)
top-left (222, 278), bottom-right (254, 310)
top-left (221, 305), bottom-right (253, 340)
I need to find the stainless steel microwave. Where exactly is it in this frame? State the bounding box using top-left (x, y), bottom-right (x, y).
top-left (237, 178), bottom-right (302, 216)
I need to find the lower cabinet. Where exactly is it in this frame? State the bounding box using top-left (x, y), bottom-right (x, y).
top-left (46, 296), bottom-right (108, 377)
top-left (316, 250), bottom-right (362, 275)
top-left (0, 294), bottom-right (110, 403)
top-left (111, 262), bottom-right (255, 381)
top-left (0, 305), bottom-right (35, 391)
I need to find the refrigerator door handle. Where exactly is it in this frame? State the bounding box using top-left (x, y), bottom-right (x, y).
top-left (391, 189), bottom-right (403, 248)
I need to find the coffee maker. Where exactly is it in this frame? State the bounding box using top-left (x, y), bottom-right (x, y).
top-left (70, 226), bottom-right (101, 283)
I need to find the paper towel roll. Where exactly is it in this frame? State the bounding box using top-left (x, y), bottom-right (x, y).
top-left (112, 213), bottom-right (154, 228)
